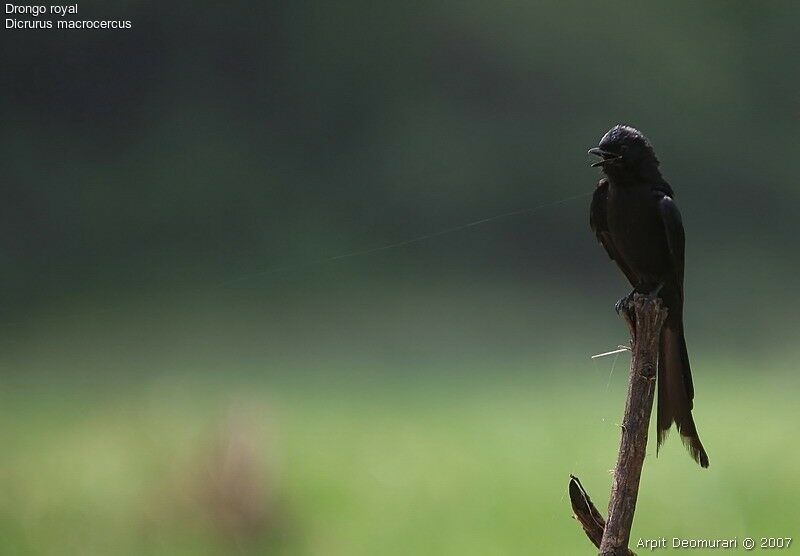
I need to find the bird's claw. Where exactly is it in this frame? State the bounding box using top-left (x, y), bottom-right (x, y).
top-left (615, 292), bottom-right (635, 315)
top-left (616, 283), bottom-right (665, 314)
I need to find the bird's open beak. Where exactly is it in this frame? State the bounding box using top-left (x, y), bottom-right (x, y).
top-left (588, 147), bottom-right (620, 167)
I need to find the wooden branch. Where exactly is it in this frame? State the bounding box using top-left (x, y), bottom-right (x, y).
top-left (569, 294), bottom-right (667, 556)
top-left (600, 295), bottom-right (666, 554)
top-left (569, 475), bottom-right (606, 549)
top-left (569, 475), bottom-right (636, 555)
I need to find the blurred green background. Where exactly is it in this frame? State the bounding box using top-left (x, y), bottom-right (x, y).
top-left (2, 1), bottom-right (799, 554)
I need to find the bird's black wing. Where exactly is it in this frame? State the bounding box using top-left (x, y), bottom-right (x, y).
top-left (590, 179), bottom-right (638, 286)
top-left (657, 194), bottom-right (685, 299)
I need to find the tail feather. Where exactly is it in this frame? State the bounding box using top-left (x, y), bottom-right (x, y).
top-left (657, 322), bottom-right (709, 468)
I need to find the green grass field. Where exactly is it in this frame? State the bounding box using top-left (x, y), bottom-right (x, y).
top-left (2, 357), bottom-right (797, 555)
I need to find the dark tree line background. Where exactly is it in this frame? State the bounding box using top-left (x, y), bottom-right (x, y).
top-left (2, 1), bottom-right (798, 360)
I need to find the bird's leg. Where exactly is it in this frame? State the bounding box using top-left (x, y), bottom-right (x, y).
top-left (615, 290), bottom-right (638, 315)
top-left (645, 282), bottom-right (665, 303)
top-left (616, 281), bottom-right (651, 313)
top-left (616, 281), bottom-right (663, 314)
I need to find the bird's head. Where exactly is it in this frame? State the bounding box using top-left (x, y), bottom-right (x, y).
top-left (588, 125), bottom-right (659, 173)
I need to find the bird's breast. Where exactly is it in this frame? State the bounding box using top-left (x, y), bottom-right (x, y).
top-left (606, 184), bottom-right (671, 280)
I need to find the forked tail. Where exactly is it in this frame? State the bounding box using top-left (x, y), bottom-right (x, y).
top-left (657, 321), bottom-right (709, 468)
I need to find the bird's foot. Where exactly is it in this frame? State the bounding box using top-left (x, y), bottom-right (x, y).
top-left (615, 292), bottom-right (635, 315)
top-left (645, 282), bottom-right (665, 304)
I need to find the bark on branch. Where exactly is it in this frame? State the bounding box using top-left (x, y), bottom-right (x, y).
top-left (569, 294), bottom-right (667, 556)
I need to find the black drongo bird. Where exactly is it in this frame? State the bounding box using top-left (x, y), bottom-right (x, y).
top-left (588, 125), bottom-right (709, 468)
